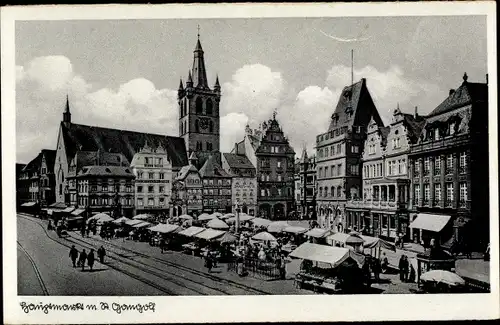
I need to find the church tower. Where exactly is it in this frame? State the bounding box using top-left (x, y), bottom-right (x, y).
top-left (178, 30), bottom-right (221, 165)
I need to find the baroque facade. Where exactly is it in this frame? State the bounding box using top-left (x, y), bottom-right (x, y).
top-left (130, 142), bottom-right (173, 216)
top-left (199, 153), bottom-right (232, 213)
top-left (345, 106), bottom-right (425, 240)
top-left (171, 153), bottom-right (203, 216)
top-left (315, 78), bottom-right (383, 230)
top-left (408, 73), bottom-right (489, 251)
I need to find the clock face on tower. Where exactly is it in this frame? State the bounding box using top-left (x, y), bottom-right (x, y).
top-left (199, 118), bottom-right (210, 130)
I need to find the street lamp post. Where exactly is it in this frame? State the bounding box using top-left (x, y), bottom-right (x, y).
top-left (235, 200), bottom-right (240, 234)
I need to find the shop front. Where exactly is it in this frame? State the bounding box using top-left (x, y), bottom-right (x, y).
top-left (409, 213), bottom-right (452, 247)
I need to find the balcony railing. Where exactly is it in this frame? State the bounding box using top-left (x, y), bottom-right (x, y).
top-left (346, 199), bottom-right (407, 210)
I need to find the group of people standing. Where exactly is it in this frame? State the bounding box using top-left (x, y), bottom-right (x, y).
top-left (69, 245), bottom-right (106, 272)
top-left (398, 254), bottom-right (416, 283)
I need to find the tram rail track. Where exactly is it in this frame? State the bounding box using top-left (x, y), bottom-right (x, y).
top-left (17, 240), bottom-right (50, 295)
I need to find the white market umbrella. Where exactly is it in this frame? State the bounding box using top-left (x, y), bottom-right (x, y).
top-left (87, 213), bottom-right (109, 223)
top-left (252, 231), bottom-right (277, 242)
top-left (421, 270), bottom-right (465, 286)
top-left (133, 214), bottom-right (152, 220)
top-left (207, 218), bottom-right (230, 230)
top-left (211, 212), bottom-right (224, 218)
top-left (198, 213), bottom-right (216, 221)
top-left (227, 214), bottom-right (255, 223)
top-left (179, 214), bottom-right (193, 220)
top-left (96, 214), bottom-right (114, 224)
top-left (113, 216), bottom-right (131, 224)
top-left (221, 213), bottom-right (235, 220)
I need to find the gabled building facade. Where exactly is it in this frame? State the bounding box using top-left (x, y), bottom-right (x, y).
top-left (199, 153), bottom-right (232, 213)
top-left (130, 142), bottom-right (173, 217)
top-left (315, 78), bottom-right (383, 230)
top-left (39, 149), bottom-right (57, 208)
top-left (408, 73), bottom-right (489, 251)
top-left (221, 153), bottom-right (257, 215)
top-left (171, 153), bottom-right (203, 216)
top-left (295, 149), bottom-right (317, 219)
top-left (234, 113), bottom-right (296, 219)
top-left (345, 106), bottom-right (425, 240)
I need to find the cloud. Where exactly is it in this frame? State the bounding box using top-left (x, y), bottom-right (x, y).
top-left (220, 64), bottom-right (284, 125)
top-left (220, 112), bottom-right (249, 153)
top-left (16, 55), bottom-right (179, 163)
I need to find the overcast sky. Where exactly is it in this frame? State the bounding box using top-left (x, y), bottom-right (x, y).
top-left (15, 16), bottom-right (487, 164)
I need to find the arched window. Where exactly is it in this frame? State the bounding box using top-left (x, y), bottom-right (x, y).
top-left (196, 141), bottom-right (202, 151)
top-left (324, 187), bottom-right (328, 197)
top-left (319, 187), bottom-right (323, 197)
top-left (195, 119), bottom-right (200, 133)
top-left (207, 142), bottom-right (213, 151)
top-left (330, 186), bottom-right (335, 197)
top-left (337, 186), bottom-right (342, 197)
top-left (209, 120), bottom-right (214, 133)
top-left (196, 97), bottom-right (203, 114)
top-left (206, 99), bottom-right (213, 115)
top-left (180, 101), bottom-right (184, 117)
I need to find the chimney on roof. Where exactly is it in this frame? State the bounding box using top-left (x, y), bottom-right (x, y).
top-left (449, 89), bottom-right (455, 96)
top-left (414, 106), bottom-right (418, 119)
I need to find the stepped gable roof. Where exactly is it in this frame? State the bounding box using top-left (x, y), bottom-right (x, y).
top-left (176, 164), bottom-right (199, 180)
top-left (379, 126), bottom-right (391, 147)
top-left (328, 78), bottom-right (381, 131)
top-left (69, 151), bottom-right (129, 177)
top-left (199, 153), bottom-right (232, 178)
top-left (222, 153), bottom-right (255, 171)
top-left (41, 149), bottom-right (56, 173)
top-left (76, 165), bottom-right (135, 178)
top-left (61, 123), bottom-right (187, 168)
top-left (402, 113), bottom-right (427, 143)
top-left (428, 80), bottom-right (488, 118)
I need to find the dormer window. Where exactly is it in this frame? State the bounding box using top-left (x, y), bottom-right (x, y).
top-left (449, 122), bottom-right (456, 136)
top-left (434, 128), bottom-right (440, 140)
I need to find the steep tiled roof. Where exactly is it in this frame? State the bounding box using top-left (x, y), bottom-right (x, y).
top-left (222, 153), bottom-right (255, 170)
top-left (428, 81), bottom-right (488, 117)
top-left (61, 123), bottom-right (187, 168)
top-left (22, 152), bottom-right (43, 172)
top-left (176, 164), bottom-right (199, 180)
top-left (41, 149), bottom-right (56, 173)
top-left (69, 151), bottom-right (129, 177)
top-left (247, 134), bottom-right (260, 151)
top-left (402, 113), bottom-right (427, 143)
top-left (16, 163), bottom-right (26, 175)
top-left (76, 165), bottom-right (135, 178)
top-left (328, 78), bottom-right (382, 130)
top-left (379, 126), bottom-right (391, 147)
top-left (199, 153), bottom-right (232, 178)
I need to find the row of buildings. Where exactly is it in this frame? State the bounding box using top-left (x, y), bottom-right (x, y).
top-left (314, 73), bottom-right (489, 250)
top-left (17, 35), bottom-right (490, 250)
top-left (17, 36), bottom-right (299, 220)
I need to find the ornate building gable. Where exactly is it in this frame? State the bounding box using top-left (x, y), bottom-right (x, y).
top-left (255, 112), bottom-right (295, 156)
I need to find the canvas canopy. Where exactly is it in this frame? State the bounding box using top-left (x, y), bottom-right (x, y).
top-left (133, 214), bottom-right (152, 220)
top-left (267, 221), bottom-right (290, 233)
top-left (361, 235), bottom-right (396, 251)
top-left (305, 228), bottom-right (330, 238)
top-left (113, 216), bottom-right (131, 224)
top-left (327, 232), bottom-right (365, 245)
top-left (133, 221), bottom-right (152, 228)
top-left (290, 243), bottom-right (365, 268)
top-left (250, 217), bottom-right (272, 228)
top-left (211, 212), bottom-right (224, 218)
top-left (149, 223), bottom-right (180, 234)
top-left (125, 219), bottom-right (144, 226)
top-left (61, 207), bottom-right (75, 213)
top-left (71, 208), bottom-right (86, 216)
top-left (221, 213), bottom-right (235, 219)
top-left (178, 214), bottom-right (193, 220)
top-left (198, 213), bottom-right (216, 221)
top-left (283, 226), bottom-right (308, 234)
top-left (21, 202), bottom-right (37, 207)
top-left (177, 226), bottom-right (205, 237)
top-left (227, 214), bottom-right (255, 223)
top-left (207, 218), bottom-right (229, 230)
top-left (410, 213), bottom-right (451, 233)
top-left (195, 229), bottom-right (226, 241)
top-left (218, 232), bottom-right (238, 244)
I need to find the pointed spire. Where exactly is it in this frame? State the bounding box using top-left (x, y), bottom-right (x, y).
top-left (463, 72), bottom-right (468, 83)
top-left (63, 94), bottom-right (71, 125)
top-left (178, 78), bottom-right (184, 90)
top-left (214, 74), bottom-right (220, 91)
top-left (300, 146), bottom-right (309, 165)
top-left (186, 70), bottom-right (193, 87)
top-left (191, 33), bottom-right (208, 88)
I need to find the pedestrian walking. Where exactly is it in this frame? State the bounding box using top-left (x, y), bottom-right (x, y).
top-left (160, 238), bottom-right (166, 254)
top-left (205, 253), bottom-right (213, 273)
top-left (48, 220), bottom-right (53, 231)
top-left (97, 246), bottom-right (106, 264)
top-left (86, 227), bottom-right (90, 238)
top-left (87, 249), bottom-right (95, 271)
top-left (277, 255), bottom-right (286, 280)
top-left (372, 257), bottom-right (381, 282)
top-left (398, 255), bottom-right (405, 282)
top-left (79, 249), bottom-right (88, 271)
top-left (211, 250), bottom-right (218, 268)
top-left (408, 262), bottom-right (416, 283)
top-left (69, 245), bottom-right (79, 267)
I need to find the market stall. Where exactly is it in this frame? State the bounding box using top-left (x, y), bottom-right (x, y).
top-left (206, 218), bottom-right (230, 230)
top-left (290, 242), bottom-right (367, 294)
top-left (197, 213), bottom-right (215, 222)
top-left (178, 226), bottom-right (206, 255)
top-left (267, 221), bottom-right (290, 233)
top-left (416, 246), bottom-right (456, 286)
top-left (304, 228), bottom-right (331, 244)
top-left (249, 217), bottom-right (272, 229)
top-left (326, 231), bottom-right (365, 252)
top-left (361, 235), bottom-right (396, 258)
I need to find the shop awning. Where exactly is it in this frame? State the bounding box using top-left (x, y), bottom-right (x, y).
top-left (61, 207), bottom-right (75, 213)
top-left (21, 202), bottom-right (37, 207)
top-left (290, 243), bottom-right (365, 268)
top-left (410, 213), bottom-right (451, 232)
top-left (360, 235), bottom-right (396, 252)
top-left (305, 228), bottom-right (331, 238)
top-left (71, 208), bottom-right (85, 216)
top-left (283, 226), bottom-right (308, 234)
top-left (326, 232), bottom-right (365, 245)
top-left (177, 226), bottom-right (205, 237)
top-left (195, 229), bottom-right (226, 241)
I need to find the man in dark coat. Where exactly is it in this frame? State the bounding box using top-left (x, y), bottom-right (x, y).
top-left (69, 245), bottom-right (79, 267)
top-left (79, 249), bottom-right (87, 271)
top-left (97, 246), bottom-right (106, 264)
top-left (87, 249), bottom-right (95, 271)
